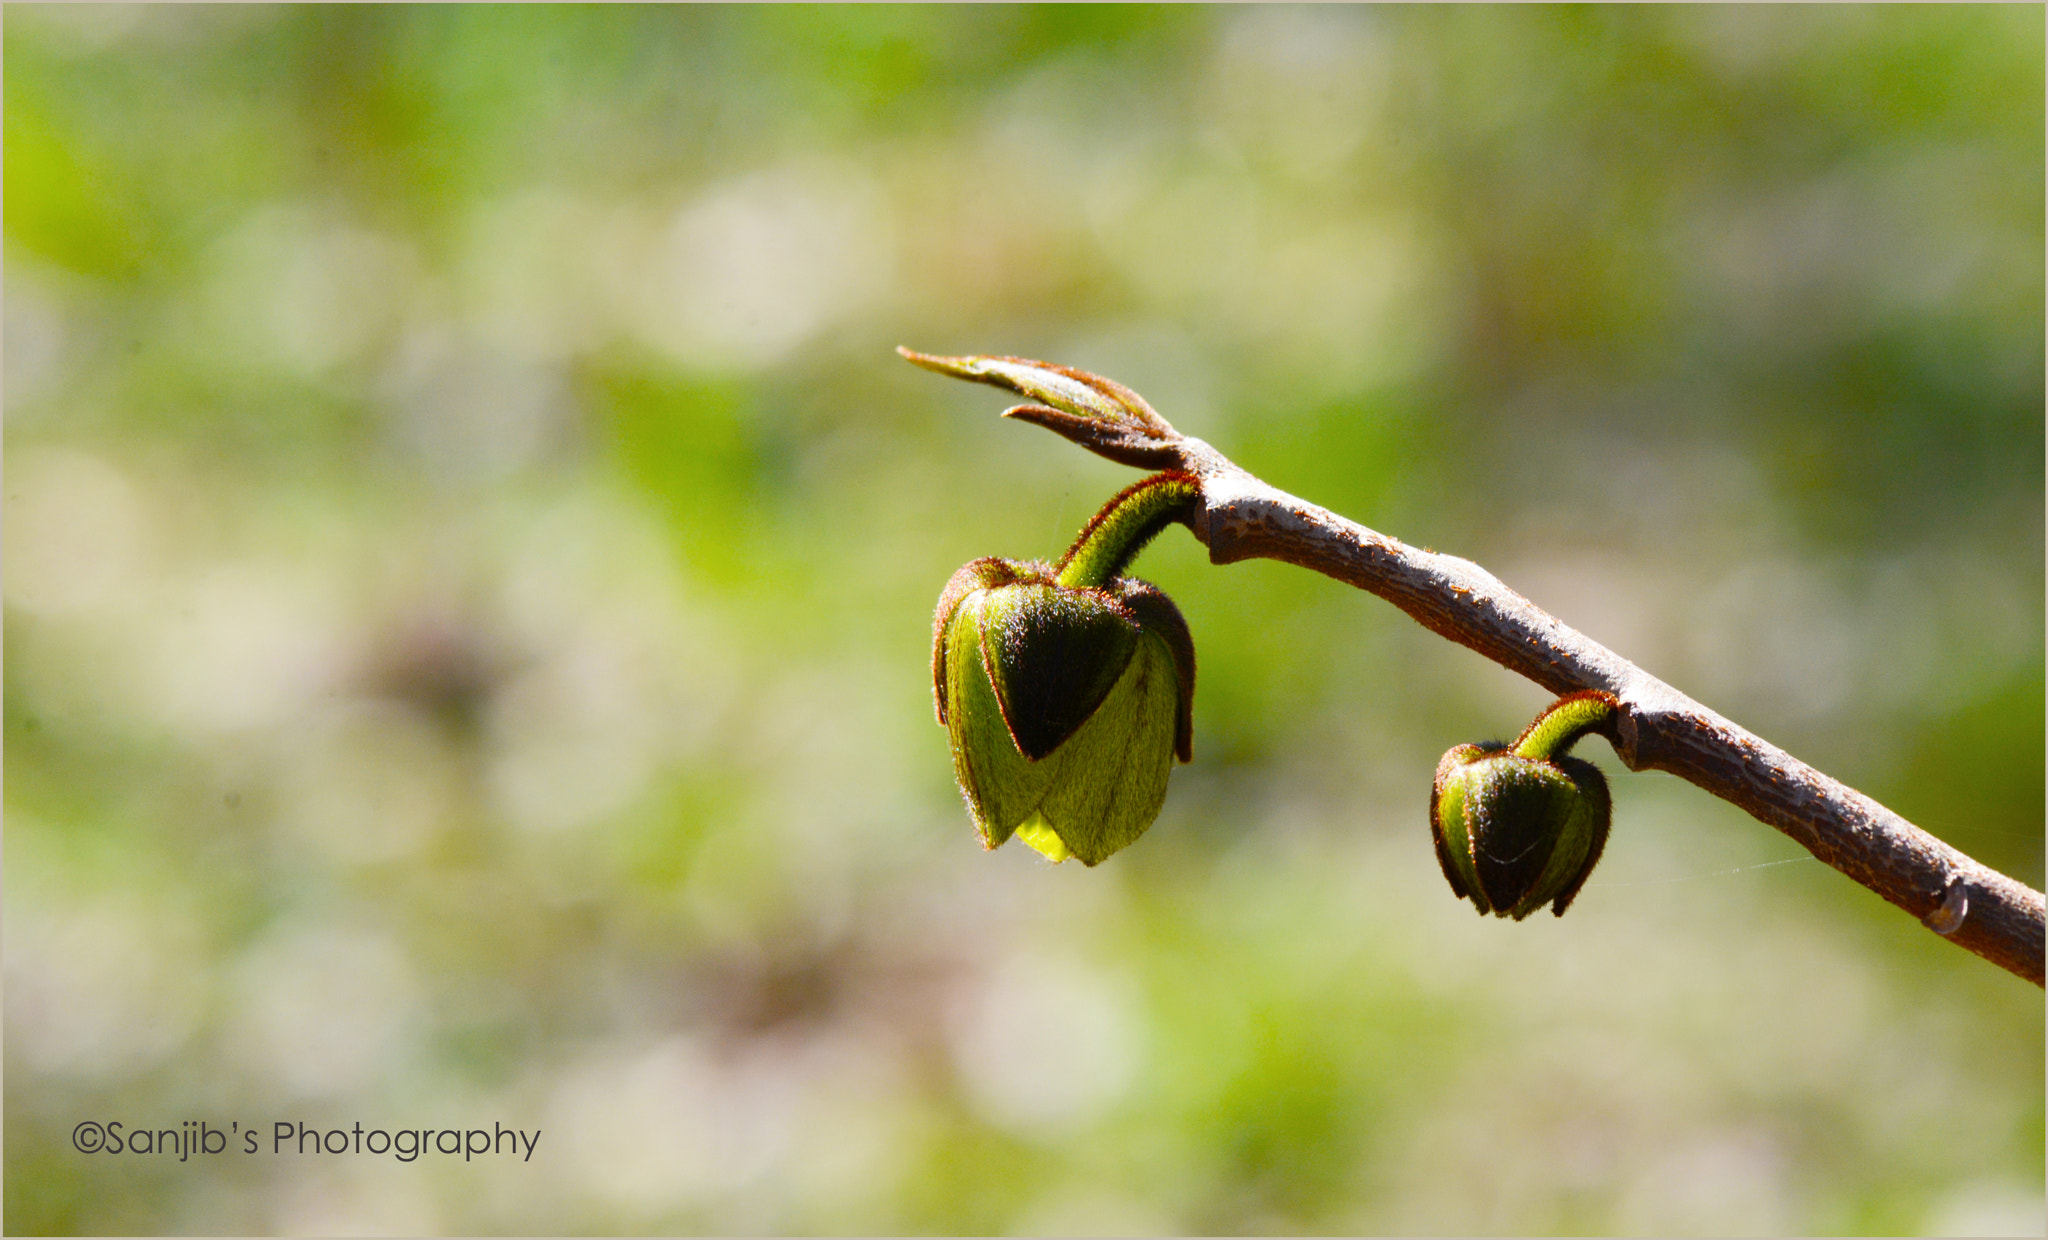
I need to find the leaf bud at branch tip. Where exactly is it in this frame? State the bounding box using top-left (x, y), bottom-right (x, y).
top-left (899, 346), bottom-right (1187, 468)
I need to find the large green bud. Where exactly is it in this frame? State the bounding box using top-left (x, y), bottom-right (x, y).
top-left (933, 473), bottom-right (1200, 865)
top-left (1430, 691), bottom-right (1619, 919)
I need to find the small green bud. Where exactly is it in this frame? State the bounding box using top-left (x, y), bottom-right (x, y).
top-left (932, 474), bottom-right (1200, 865)
top-left (1430, 691), bottom-right (1618, 919)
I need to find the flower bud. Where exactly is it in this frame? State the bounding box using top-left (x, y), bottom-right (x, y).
top-left (932, 475), bottom-right (1200, 865)
top-left (1430, 691), bottom-right (1618, 918)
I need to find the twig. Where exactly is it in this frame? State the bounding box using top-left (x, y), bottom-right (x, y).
top-left (902, 347), bottom-right (2047, 987)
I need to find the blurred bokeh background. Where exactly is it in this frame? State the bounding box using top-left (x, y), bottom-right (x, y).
top-left (5, 6), bottom-right (2042, 1235)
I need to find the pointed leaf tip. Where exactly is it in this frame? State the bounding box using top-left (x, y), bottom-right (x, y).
top-left (900, 348), bottom-right (1186, 469)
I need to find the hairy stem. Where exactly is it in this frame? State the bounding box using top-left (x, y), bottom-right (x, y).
top-left (1056, 472), bottom-right (1203, 590)
top-left (1513, 690), bottom-right (1620, 762)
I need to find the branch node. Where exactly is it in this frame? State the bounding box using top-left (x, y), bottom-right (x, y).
top-left (1924, 876), bottom-right (1971, 937)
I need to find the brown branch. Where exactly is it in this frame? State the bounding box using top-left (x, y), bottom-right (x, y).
top-left (902, 347), bottom-right (2047, 987)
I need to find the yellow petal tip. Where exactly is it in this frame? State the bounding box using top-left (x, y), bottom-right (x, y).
top-left (1014, 813), bottom-right (1072, 864)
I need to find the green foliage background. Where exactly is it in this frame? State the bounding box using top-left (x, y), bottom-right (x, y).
top-left (6, 6), bottom-right (2042, 1235)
